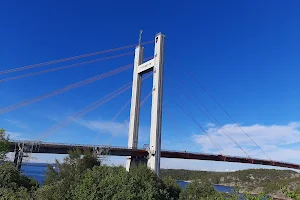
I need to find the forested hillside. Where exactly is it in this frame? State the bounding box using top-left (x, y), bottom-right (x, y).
top-left (161, 168), bottom-right (300, 198)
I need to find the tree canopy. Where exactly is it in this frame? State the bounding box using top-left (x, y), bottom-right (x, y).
top-left (37, 149), bottom-right (180, 200)
top-left (72, 165), bottom-right (178, 200)
top-left (179, 181), bottom-right (221, 200)
top-left (0, 128), bottom-right (9, 162)
top-left (0, 162), bottom-right (38, 199)
top-left (36, 148), bottom-right (101, 200)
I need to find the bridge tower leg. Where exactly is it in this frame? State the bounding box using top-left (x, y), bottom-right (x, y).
top-left (126, 37), bottom-right (144, 170)
top-left (126, 32), bottom-right (165, 177)
top-left (147, 34), bottom-right (165, 177)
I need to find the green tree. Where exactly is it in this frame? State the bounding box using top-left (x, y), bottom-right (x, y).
top-left (124, 164), bottom-right (172, 200)
top-left (0, 162), bottom-right (38, 191)
top-left (0, 128), bottom-right (9, 162)
top-left (36, 148), bottom-right (100, 200)
top-left (44, 148), bottom-right (100, 185)
top-left (72, 165), bottom-right (127, 200)
top-left (179, 181), bottom-right (222, 200)
top-left (73, 164), bottom-right (175, 200)
top-left (162, 176), bottom-right (182, 200)
top-left (0, 187), bottom-right (31, 200)
top-left (0, 162), bottom-right (38, 199)
top-left (282, 186), bottom-right (300, 200)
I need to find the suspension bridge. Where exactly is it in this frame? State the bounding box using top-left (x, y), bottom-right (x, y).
top-left (2, 32), bottom-right (299, 176)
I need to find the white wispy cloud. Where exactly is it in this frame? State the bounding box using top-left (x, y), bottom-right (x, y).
top-left (193, 122), bottom-right (300, 162)
top-left (206, 123), bottom-right (216, 128)
top-left (76, 119), bottom-right (150, 143)
top-left (6, 131), bottom-right (28, 140)
top-left (77, 119), bottom-right (130, 135)
top-left (5, 119), bottom-right (28, 129)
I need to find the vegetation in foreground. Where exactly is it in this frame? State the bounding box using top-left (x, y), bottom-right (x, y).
top-left (0, 128), bottom-right (9, 162)
top-left (1, 128), bottom-right (300, 199)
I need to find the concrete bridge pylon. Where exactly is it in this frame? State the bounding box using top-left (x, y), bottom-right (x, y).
top-left (126, 32), bottom-right (165, 177)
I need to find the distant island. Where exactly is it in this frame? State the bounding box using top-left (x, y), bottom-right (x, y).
top-left (161, 168), bottom-right (300, 199)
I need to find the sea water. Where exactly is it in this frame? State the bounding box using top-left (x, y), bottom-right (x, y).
top-left (176, 180), bottom-right (234, 193)
top-left (21, 163), bottom-right (51, 185)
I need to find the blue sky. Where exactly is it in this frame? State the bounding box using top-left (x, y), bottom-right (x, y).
top-left (1, 1), bottom-right (300, 171)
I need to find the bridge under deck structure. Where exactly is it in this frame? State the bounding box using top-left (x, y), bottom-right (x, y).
top-left (9, 140), bottom-right (300, 170)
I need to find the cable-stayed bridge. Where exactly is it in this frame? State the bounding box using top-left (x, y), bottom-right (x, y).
top-left (8, 140), bottom-right (300, 170)
top-left (1, 32), bottom-right (299, 176)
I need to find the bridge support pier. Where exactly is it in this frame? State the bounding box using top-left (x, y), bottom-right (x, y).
top-left (126, 32), bottom-right (165, 177)
top-left (127, 155), bottom-right (148, 169)
top-left (13, 143), bottom-right (24, 170)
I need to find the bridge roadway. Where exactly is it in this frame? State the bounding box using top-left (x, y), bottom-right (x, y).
top-left (9, 140), bottom-right (300, 170)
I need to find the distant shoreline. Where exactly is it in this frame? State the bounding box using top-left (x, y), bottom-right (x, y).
top-left (22, 162), bottom-right (55, 166)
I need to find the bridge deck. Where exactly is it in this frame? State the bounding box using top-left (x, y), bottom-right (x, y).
top-left (9, 140), bottom-right (300, 170)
